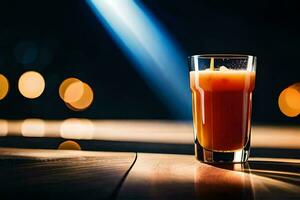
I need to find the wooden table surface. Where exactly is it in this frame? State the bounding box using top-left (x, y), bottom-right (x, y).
top-left (118, 153), bottom-right (300, 200)
top-left (0, 148), bottom-right (136, 199)
top-left (0, 121), bottom-right (299, 199)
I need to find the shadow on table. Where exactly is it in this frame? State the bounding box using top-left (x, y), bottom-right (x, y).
top-left (195, 159), bottom-right (300, 200)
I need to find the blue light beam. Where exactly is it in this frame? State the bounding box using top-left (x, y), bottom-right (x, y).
top-left (87, 0), bottom-right (191, 119)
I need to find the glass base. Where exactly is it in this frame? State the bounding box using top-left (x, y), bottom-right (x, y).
top-left (195, 139), bottom-right (250, 163)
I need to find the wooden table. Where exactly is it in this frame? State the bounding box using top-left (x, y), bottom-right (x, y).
top-left (0, 121), bottom-right (299, 199)
top-left (118, 153), bottom-right (300, 200)
top-left (0, 148), bottom-right (136, 199)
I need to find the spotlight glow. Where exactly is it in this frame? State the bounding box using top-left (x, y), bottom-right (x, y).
top-left (0, 74), bottom-right (9, 100)
top-left (87, 0), bottom-right (191, 118)
top-left (18, 71), bottom-right (45, 99)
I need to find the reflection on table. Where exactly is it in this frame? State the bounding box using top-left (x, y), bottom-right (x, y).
top-left (118, 153), bottom-right (300, 200)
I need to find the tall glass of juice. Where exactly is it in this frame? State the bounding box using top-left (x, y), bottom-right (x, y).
top-left (189, 54), bottom-right (256, 163)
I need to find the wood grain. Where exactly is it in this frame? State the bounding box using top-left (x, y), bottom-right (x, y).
top-left (0, 148), bottom-right (136, 200)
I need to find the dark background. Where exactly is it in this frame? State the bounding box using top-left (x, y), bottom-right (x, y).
top-left (0, 0), bottom-right (299, 124)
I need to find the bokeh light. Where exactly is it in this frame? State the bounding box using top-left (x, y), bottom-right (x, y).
top-left (67, 83), bottom-right (94, 111)
top-left (18, 71), bottom-right (45, 99)
top-left (64, 81), bottom-right (85, 103)
top-left (59, 78), bottom-right (83, 102)
top-left (60, 118), bottom-right (94, 139)
top-left (0, 74), bottom-right (9, 100)
top-left (286, 83), bottom-right (300, 111)
top-left (0, 119), bottom-right (8, 136)
top-left (21, 119), bottom-right (45, 137)
top-left (59, 78), bottom-right (94, 111)
top-left (278, 83), bottom-right (300, 117)
top-left (58, 140), bottom-right (81, 150)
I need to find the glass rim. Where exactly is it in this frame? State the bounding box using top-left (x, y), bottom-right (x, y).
top-left (189, 54), bottom-right (256, 59)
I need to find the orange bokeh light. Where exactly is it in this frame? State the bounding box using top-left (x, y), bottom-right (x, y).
top-left (278, 83), bottom-right (300, 117)
top-left (63, 80), bottom-right (85, 103)
top-left (59, 78), bottom-right (94, 111)
top-left (67, 83), bottom-right (94, 111)
top-left (58, 140), bottom-right (81, 150)
top-left (0, 74), bottom-right (9, 100)
top-left (59, 78), bottom-right (84, 103)
top-left (287, 83), bottom-right (300, 110)
top-left (18, 71), bottom-right (45, 99)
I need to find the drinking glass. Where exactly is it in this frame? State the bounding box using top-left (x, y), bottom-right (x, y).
top-left (189, 54), bottom-right (256, 163)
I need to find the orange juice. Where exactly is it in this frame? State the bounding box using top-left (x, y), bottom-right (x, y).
top-left (190, 70), bottom-right (255, 151)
